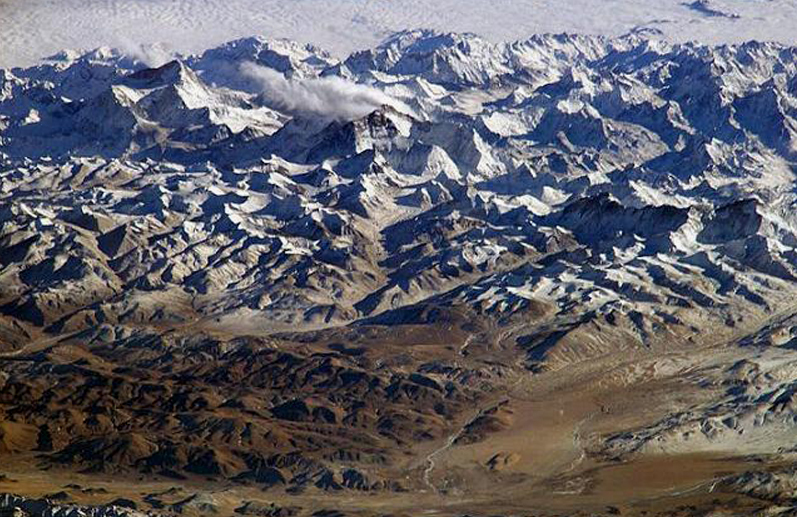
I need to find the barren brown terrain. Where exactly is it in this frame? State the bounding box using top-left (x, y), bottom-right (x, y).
top-left (3, 28), bottom-right (797, 517)
top-left (2, 308), bottom-right (796, 516)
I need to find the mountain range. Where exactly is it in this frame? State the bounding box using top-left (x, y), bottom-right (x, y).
top-left (1, 30), bottom-right (797, 516)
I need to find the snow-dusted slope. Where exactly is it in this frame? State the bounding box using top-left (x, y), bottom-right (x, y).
top-left (4, 31), bottom-right (797, 371)
top-left (5, 31), bottom-right (797, 510)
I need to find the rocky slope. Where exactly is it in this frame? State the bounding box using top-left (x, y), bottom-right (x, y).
top-left (2, 30), bottom-right (797, 515)
top-left (4, 32), bottom-right (797, 359)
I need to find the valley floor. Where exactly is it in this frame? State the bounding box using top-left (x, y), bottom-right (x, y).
top-left (2, 319), bottom-right (796, 516)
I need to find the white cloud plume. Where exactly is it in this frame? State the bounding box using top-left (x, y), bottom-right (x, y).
top-left (240, 62), bottom-right (408, 122)
top-left (115, 39), bottom-right (175, 67)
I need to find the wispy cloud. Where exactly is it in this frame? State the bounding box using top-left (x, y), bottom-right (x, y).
top-left (115, 39), bottom-right (175, 67)
top-left (240, 62), bottom-right (408, 122)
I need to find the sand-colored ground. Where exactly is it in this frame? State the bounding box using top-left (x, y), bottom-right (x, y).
top-left (1, 336), bottom-right (789, 516)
